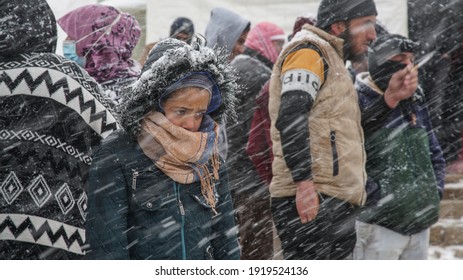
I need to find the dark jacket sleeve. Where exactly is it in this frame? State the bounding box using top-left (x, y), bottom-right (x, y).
top-left (422, 107), bottom-right (446, 198)
top-left (85, 144), bottom-right (130, 259)
top-left (211, 164), bottom-right (241, 259)
top-left (275, 44), bottom-right (328, 182)
top-left (276, 90), bottom-right (313, 181)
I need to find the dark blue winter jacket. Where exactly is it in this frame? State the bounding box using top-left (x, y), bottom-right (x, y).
top-left (355, 73), bottom-right (445, 235)
top-left (85, 130), bottom-right (240, 259)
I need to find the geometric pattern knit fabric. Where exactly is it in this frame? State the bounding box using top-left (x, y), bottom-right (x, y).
top-left (0, 52), bottom-right (118, 259)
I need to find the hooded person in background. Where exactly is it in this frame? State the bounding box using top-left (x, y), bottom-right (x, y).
top-left (228, 21), bottom-right (285, 260)
top-left (205, 7), bottom-right (250, 161)
top-left (138, 17), bottom-right (195, 67)
top-left (268, 0), bottom-right (418, 259)
top-left (85, 38), bottom-right (240, 260)
top-left (354, 33), bottom-right (445, 260)
top-left (287, 14), bottom-right (317, 42)
top-left (58, 4), bottom-right (141, 108)
top-left (205, 7), bottom-right (251, 62)
top-left (0, 0), bottom-right (118, 259)
top-left (170, 17), bottom-right (195, 44)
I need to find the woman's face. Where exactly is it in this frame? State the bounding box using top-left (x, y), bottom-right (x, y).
top-left (161, 87), bottom-right (210, 132)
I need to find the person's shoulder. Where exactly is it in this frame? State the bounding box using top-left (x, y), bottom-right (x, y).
top-left (24, 53), bottom-right (81, 72)
top-left (288, 42), bottom-right (324, 58)
top-left (0, 53), bottom-right (62, 71)
top-left (92, 129), bottom-right (136, 159)
top-left (102, 76), bottom-right (137, 88)
top-left (355, 73), bottom-right (383, 100)
top-left (22, 52), bottom-right (103, 91)
top-left (26, 52), bottom-right (62, 63)
top-left (231, 54), bottom-right (270, 74)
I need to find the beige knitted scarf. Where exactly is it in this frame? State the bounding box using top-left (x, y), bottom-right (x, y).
top-left (138, 111), bottom-right (220, 213)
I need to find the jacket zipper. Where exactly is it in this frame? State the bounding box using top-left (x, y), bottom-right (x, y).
top-left (132, 169), bottom-right (139, 190)
top-left (330, 131), bottom-right (339, 176)
top-left (174, 182), bottom-right (187, 260)
top-left (131, 166), bottom-right (155, 190)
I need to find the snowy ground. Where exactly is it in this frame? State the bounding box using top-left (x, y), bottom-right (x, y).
top-left (443, 179), bottom-right (463, 190)
top-left (428, 178), bottom-right (463, 260)
top-left (429, 245), bottom-right (463, 260)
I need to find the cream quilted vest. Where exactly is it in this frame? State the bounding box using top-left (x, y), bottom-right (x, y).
top-left (269, 24), bottom-right (366, 206)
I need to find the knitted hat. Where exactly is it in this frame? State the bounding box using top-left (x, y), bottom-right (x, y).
top-left (159, 72), bottom-right (222, 114)
top-left (316, 0), bottom-right (378, 31)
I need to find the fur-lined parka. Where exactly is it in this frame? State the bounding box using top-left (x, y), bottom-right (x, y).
top-left (85, 39), bottom-right (241, 259)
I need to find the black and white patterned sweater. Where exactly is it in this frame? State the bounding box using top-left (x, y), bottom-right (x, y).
top-left (0, 0), bottom-right (118, 259)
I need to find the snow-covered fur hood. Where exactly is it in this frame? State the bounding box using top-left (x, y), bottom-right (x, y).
top-left (116, 38), bottom-right (240, 138)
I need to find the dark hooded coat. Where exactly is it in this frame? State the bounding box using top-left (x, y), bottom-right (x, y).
top-left (0, 0), bottom-right (117, 259)
top-left (356, 73), bottom-right (445, 235)
top-left (227, 21), bottom-right (284, 195)
top-left (85, 39), bottom-right (241, 260)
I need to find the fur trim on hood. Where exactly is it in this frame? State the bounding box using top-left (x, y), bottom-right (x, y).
top-left (116, 38), bottom-right (240, 139)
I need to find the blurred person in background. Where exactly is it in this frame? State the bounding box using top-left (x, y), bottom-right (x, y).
top-left (58, 4), bottom-right (141, 108)
top-left (228, 21), bottom-right (285, 260)
top-left (205, 7), bottom-right (251, 62)
top-left (139, 17), bottom-right (195, 66)
top-left (204, 7), bottom-right (250, 161)
top-left (170, 17), bottom-right (195, 44)
top-left (408, 0), bottom-right (463, 179)
top-left (287, 14), bottom-right (317, 42)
